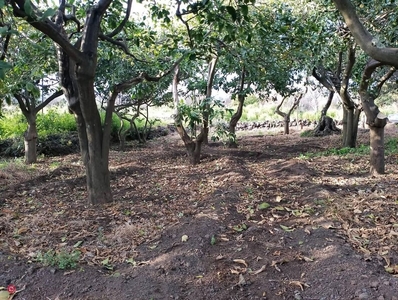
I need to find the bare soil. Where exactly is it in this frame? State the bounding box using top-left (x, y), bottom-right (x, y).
top-left (1, 125), bottom-right (398, 300)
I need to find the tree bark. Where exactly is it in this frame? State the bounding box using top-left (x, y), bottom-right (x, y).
top-left (202, 56), bottom-right (218, 144)
top-left (228, 94), bottom-right (244, 148)
top-left (173, 65), bottom-right (204, 164)
top-left (24, 116), bottom-right (37, 164)
top-left (228, 66), bottom-right (246, 148)
top-left (321, 91), bottom-right (334, 117)
top-left (369, 126), bottom-right (385, 175)
top-left (359, 60), bottom-right (393, 175)
top-left (343, 107), bottom-right (356, 148)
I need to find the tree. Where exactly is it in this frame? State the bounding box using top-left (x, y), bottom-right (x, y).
top-left (332, 0), bottom-right (398, 173)
top-left (275, 88), bottom-right (307, 135)
top-left (6, 0), bottom-right (180, 204)
top-left (0, 16), bottom-right (62, 163)
top-left (359, 60), bottom-right (394, 174)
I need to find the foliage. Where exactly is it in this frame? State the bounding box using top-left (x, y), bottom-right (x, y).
top-left (36, 249), bottom-right (80, 270)
top-left (0, 110), bottom-right (76, 139)
top-left (177, 97), bottom-right (232, 138)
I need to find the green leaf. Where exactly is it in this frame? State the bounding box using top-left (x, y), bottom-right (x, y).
top-left (225, 6), bottom-right (237, 22)
top-left (73, 240), bottom-right (83, 248)
top-left (0, 26), bottom-right (8, 34)
top-left (41, 8), bottom-right (56, 20)
top-left (26, 82), bottom-right (35, 92)
top-left (24, 0), bottom-right (33, 16)
top-left (280, 225), bottom-right (295, 232)
top-left (0, 291), bottom-right (10, 300)
top-left (0, 0), bottom-right (5, 9)
top-left (258, 202), bottom-right (270, 210)
top-left (0, 61), bottom-right (12, 69)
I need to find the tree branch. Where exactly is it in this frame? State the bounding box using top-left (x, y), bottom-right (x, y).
top-left (10, 0), bottom-right (83, 63)
top-left (106, 0), bottom-right (132, 38)
top-left (333, 0), bottom-right (398, 68)
top-left (35, 89), bottom-right (63, 112)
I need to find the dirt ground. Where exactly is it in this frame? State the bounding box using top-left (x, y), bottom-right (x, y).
top-left (1, 125), bottom-right (398, 300)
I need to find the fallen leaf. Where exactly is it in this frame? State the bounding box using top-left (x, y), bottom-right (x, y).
top-left (233, 259), bottom-right (248, 267)
top-left (0, 291), bottom-right (9, 300)
top-left (251, 265), bottom-right (266, 275)
top-left (258, 202), bottom-right (270, 210)
top-left (290, 280), bottom-right (309, 291)
top-left (302, 256), bottom-right (314, 262)
top-left (280, 225), bottom-right (294, 232)
top-left (17, 227), bottom-right (29, 235)
top-left (181, 235), bottom-right (189, 242)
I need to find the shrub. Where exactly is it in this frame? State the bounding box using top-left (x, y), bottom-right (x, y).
top-left (37, 110), bottom-right (77, 134)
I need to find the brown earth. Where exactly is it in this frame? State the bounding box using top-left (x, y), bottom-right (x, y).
top-left (1, 125), bottom-right (398, 300)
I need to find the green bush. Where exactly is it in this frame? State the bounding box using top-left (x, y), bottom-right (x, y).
top-left (37, 110), bottom-right (76, 135)
top-left (0, 110), bottom-right (76, 139)
top-left (0, 113), bottom-right (26, 139)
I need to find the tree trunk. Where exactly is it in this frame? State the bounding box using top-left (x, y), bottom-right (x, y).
top-left (358, 59), bottom-right (392, 175)
top-left (228, 94), bottom-right (244, 148)
top-left (314, 115), bottom-right (341, 136)
top-left (343, 107), bottom-right (356, 148)
top-left (202, 56), bottom-right (218, 144)
top-left (185, 140), bottom-right (202, 165)
top-left (77, 75), bottom-right (113, 205)
top-left (24, 117), bottom-right (38, 164)
top-left (369, 126), bottom-right (385, 175)
top-left (284, 116), bottom-right (290, 135)
top-left (321, 91), bottom-right (334, 117)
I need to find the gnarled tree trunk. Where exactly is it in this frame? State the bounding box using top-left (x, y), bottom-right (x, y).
top-left (359, 60), bottom-right (394, 175)
top-left (314, 115), bottom-right (341, 136)
top-left (228, 66), bottom-right (247, 148)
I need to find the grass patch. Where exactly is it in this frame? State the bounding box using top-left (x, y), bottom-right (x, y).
top-left (299, 144), bottom-right (369, 159)
top-left (300, 129), bottom-right (314, 137)
top-left (299, 138), bottom-right (398, 159)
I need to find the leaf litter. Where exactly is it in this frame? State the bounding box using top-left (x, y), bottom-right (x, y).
top-left (1, 127), bottom-right (398, 299)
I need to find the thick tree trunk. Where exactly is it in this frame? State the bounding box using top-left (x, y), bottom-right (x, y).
top-left (24, 118), bottom-right (38, 164)
top-left (185, 140), bottom-right (202, 165)
top-left (358, 60), bottom-right (393, 175)
top-left (369, 126), bottom-right (385, 175)
top-left (77, 75), bottom-right (112, 205)
top-left (314, 115), bottom-right (341, 136)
